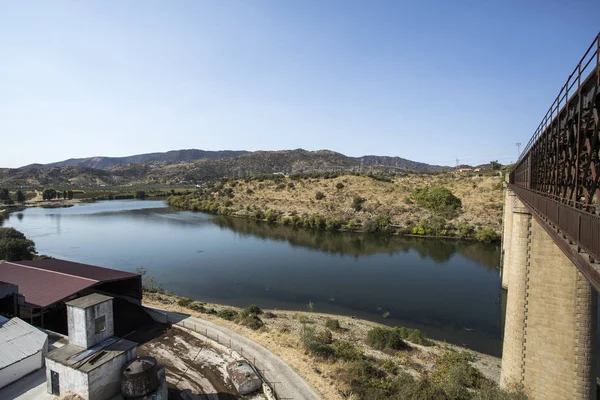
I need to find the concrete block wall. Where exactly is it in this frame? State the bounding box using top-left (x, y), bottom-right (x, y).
top-left (500, 198), bottom-right (598, 400)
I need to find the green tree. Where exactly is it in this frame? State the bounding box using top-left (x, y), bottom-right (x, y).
top-left (68, 190), bottom-right (74, 200)
top-left (490, 160), bottom-right (502, 170)
top-left (0, 228), bottom-right (37, 261)
top-left (15, 190), bottom-right (26, 202)
top-left (0, 189), bottom-right (9, 202)
top-left (135, 191), bottom-right (146, 199)
top-left (42, 189), bottom-right (57, 201)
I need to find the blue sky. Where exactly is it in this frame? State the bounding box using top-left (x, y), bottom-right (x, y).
top-left (1, 1), bottom-right (598, 168)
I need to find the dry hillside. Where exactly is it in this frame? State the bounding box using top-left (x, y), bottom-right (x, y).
top-left (169, 171), bottom-right (505, 238)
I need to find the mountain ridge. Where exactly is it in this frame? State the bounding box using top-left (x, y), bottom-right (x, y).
top-left (3, 149), bottom-right (449, 188)
top-left (20, 149), bottom-right (250, 170)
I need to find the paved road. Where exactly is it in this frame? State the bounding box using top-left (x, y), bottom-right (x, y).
top-left (151, 307), bottom-right (321, 400)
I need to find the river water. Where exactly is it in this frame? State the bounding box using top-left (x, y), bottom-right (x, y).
top-left (3, 200), bottom-right (505, 356)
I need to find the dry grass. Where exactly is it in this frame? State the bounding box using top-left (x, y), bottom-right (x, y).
top-left (143, 291), bottom-right (502, 400)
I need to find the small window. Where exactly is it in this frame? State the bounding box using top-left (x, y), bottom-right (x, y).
top-left (95, 316), bottom-right (106, 334)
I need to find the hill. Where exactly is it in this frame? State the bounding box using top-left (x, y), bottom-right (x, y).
top-left (2, 149), bottom-right (448, 188)
top-left (168, 171), bottom-right (505, 239)
top-left (20, 149), bottom-right (249, 169)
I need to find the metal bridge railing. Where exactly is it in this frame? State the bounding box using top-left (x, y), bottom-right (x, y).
top-left (509, 32), bottom-right (600, 263)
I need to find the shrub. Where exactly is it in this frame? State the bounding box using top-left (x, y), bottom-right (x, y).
top-left (315, 191), bottom-right (325, 200)
top-left (217, 309), bottom-right (238, 321)
top-left (252, 210), bottom-right (265, 220)
top-left (188, 301), bottom-right (205, 312)
top-left (345, 219), bottom-right (359, 231)
top-left (265, 210), bottom-right (278, 222)
top-left (318, 329), bottom-right (333, 344)
top-left (475, 227), bottom-right (500, 243)
top-left (245, 304), bottom-right (263, 315)
top-left (246, 188), bottom-right (254, 195)
top-left (375, 215), bottom-right (391, 233)
top-left (325, 218), bottom-right (344, 231)
top-left (366, 327), bottom-right (408, 351)
top-left (397, 327), bottom-right (434, 346)
top-left (380, 358), bottom-right (398, 374)
top-left (263, 312), bottom-right (277, 319)
top-left (363, 219), bottom-right (378, 233)
top-left (276, 183), bottom-right (286, 190)
top-left (413, 186), bottom-right (462, 215)
top-left (332, 340), bottom-right (363, 361)
top-left (352, 196), bottom-right (366, 211)
top-left (177, 297), bottom-right (194, 307)
top-left (325, 318), bottom-right (341, 331)
top-left (430, 350), bottom-right (483, 398)
top-left (458, 222), bottom-right (474, 238)
top-left (238, 314), bottom-right (264, 330)
top-left (301, 326), bottom-right (334, 359)
top-left (287, 182), bottom-right (295, 189)
top-left (335, 182), bottom-right (345, 189)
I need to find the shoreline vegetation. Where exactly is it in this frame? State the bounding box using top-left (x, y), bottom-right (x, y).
top-left (143, 286), bottom-right (524, 400)
top-left (168, 171), bottom-right (504, 243)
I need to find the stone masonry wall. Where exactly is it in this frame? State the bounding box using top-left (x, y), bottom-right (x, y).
top-left (500, 196), bottom-right (531, 389)
top-left (522, 219), bottom-right (597, 400)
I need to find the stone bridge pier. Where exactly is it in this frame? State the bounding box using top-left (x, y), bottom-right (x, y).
top-left (500, 188), bottom-right (598, 399)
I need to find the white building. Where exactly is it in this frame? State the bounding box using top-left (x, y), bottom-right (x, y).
top-left (45, 293), bottom-right (137, 400)
top-left (0, 315), bottom-right (48, 389)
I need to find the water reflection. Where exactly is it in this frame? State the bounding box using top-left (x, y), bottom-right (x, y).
top-left (213, 216), bottom-right (501, 269)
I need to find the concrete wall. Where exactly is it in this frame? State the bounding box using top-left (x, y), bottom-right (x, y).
top-left (0, 351), bottom-right (43, 389)
top-left (45, 358), bottom-right (89, 399)
top-left (87, 347), bottom-right (137, 400)
top-left (68, 299), bottom-right (114, 349)
top-left (500, 202), bottom-right (598, 399)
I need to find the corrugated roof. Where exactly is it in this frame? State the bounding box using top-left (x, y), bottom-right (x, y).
top-left (14, 259), bottom-right (138, 281)
top-left (0, 316), bottom-right (47, 369)
top-left (0, 260), bottom-right (140, 309)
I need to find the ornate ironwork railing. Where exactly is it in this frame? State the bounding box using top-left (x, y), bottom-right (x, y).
top-left (510, 33), bottom-right (600, 262)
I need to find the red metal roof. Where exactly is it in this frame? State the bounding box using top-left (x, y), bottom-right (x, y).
top-left (0, 260), bottom-right (140, 309)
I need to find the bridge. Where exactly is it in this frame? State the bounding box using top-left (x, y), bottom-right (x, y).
top-left (500, 33), bottom-right (600, 399)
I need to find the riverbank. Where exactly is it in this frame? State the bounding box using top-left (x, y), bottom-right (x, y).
top-left (143, 290), bottom-right (522, 400)
top-left (168, 172), bottom-right (504, 243)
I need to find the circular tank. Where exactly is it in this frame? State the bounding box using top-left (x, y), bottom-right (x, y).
top-left (121, 356), bottom-right (160, 398)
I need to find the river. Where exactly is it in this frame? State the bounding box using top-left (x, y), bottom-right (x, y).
top-left (3, 200), bottom-right (505, 356)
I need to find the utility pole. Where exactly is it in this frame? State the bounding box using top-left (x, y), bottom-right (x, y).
top-left (516, 142), bottom-right (521, 158)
